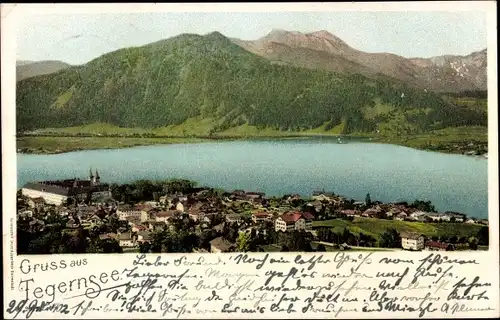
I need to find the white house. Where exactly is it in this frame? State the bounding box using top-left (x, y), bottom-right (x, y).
top-left (426, 213), bottom-right (451, 222)
top-left (189, 210), bottom-right (214, 222)
top-left (140, 206), bottom-right (158, 222)
top-left (394, 211), bottom-right (408, 221)
top-left (252, 212), bottom-right (273, 224)
top-left (117, 206), bottom-right (142, 221)
top-left (19, 210), bottom-right (34, 218)
top-left (118, 232), bottom-right (135, 247)
top-left (136, 231), bottom-right (152, 244)
top-left (312, 191), bottom-right (335, 202)
top-left (410, 211), bottom-right (429, 221)
top-left (176, 202), bottom-right (185, 212)
top-left (88, 214), bottom-right (103, 226)
top-left (400, 232), bottom-right (424, 251)
top-left (444, 212), bottom-right (465, 222)
top-left (226, 214), bottom-right (244, 224)
top-left (27, 197), bottom-right (46, 209)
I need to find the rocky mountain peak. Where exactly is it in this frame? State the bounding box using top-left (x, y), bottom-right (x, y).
top-left (259, 28), bottom-right (351, 54)
top-left (231, 30), bottom-right (487, 92)
top-left (308, 30), bottom-right (336, 40)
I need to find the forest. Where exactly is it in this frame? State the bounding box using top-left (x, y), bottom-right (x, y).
top-left (16, 33), bottom-right (487, 139)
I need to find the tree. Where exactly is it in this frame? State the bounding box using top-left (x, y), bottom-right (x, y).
top-left (365, 193), bottom-right (372, 207)
top-left (105, 215), bottom-right (127, 233)
top-left (85, 192), bottom-right (93, 204)
top-left (458, 236), bottom-right (468, 244)
top-left (468, 237), bottom-right (478, 250)
top-left (150, 230), bottom-right (172, 253)
top-left (278, 231), bottom-right (313, 252)
top-left (301, 205), bottom-right (317, 215)
top-left (477, 226), bottom-right (489, 246)
top-left (379, 228), bottom-right (401, 248)
top-left (164, 179), bottom-right (197, 195)
top-left (63, 197), bottom-right (75, 207)
top-left (153, 192), bottom-right (160, 202)
top-left (410, 200), bottom-right (436, 213)
top-left (100, 239), bottom-right (123, 253)
top-left (179, 232), bottom-right (199, 253)
top-left (236, 232), bottom-right (251, 252)
top-left (198, 229), bottom-right (217, 250)
top-left (60, 228), bottom-right (88, 253)
top-left (448, 235), bottom-right (458, 244)
top-left (86, 240), bottom-right (104, 253)
top-left (223, 222), bottom-right (239, 243)
top-left (316, 244), bottom-right (326, 252)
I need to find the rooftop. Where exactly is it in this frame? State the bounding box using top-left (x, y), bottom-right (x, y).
top-left (118, 233), bottom-right (133, 241)
top-left (99, 233), bottom-right (117, 240)
top-left (253, 212), bottom-right (272, 217)
top-left (155, 210), bottom-right (178, 218)
top-left (400, 231), bottom-right (423, 240)
top-left (312, 191), bottom-right (335, 197)
top-left (425, 241), bottom-right (450, 250)
top-left (279, 211), bottom-right (314, 224)
top-left (23, 178), bottom-right (109, 196)
top-left (210, 236), bottom-right (235, 251)
top-left (137, 231), bottom-right (152, 241)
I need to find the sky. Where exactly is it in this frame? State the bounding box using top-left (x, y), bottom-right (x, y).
top-left (15, 10), bottom-right (488, 65)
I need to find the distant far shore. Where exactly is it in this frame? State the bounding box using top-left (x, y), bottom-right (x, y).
top-left (16, 130), bottom-right (488, 156)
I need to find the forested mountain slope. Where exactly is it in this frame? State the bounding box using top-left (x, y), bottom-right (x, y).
top-left (16, 32), bottom-right (487, 137)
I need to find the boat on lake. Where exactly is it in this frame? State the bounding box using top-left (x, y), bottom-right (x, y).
top-left (337, 137), bottom-right (347, 144)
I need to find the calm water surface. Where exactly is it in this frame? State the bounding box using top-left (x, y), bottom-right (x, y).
top-left (17, 139), bottom-right (488, 219)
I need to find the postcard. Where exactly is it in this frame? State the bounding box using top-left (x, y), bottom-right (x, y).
top-left (2, 2), bottom-right (499, 319)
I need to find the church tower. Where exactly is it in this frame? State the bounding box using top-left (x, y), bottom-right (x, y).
top-left (95, 169), bottom-right (101, 185)
top-left (89, 167), bottom-right (95, 186)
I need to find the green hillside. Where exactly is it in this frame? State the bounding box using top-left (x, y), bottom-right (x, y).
top-left (313, 217), bottom-right (484, 243)
top-left (16, 32), bottom-right (487, 139)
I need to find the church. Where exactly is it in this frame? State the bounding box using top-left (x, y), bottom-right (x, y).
top-left (21, 169), bottom-right (112, 206)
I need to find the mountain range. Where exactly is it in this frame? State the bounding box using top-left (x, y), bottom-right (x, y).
top-left (16, 30), bottom-right (487, 136)
top-left (232, 29), bottom-right (487, 92)
top-left (16, 60), bottom-right (71, 82)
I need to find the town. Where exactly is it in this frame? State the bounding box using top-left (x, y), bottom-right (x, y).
top-left (17, 170), bottom-right (489, 254)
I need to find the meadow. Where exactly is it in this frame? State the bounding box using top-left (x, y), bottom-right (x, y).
top-left (17, 122), bottom-right (488, 155)
top-left (312, 217), bottom-right (484, 242)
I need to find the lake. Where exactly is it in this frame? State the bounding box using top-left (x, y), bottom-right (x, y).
top-left (17, 139), bottom-right (488, 219)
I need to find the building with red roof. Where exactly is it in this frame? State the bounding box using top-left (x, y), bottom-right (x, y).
top-left (424, 241), bottom-right (453, 251)
top-left (275, 211), bottom-right (314, 232)
top-left (252, 212), bottom-right (273, 224)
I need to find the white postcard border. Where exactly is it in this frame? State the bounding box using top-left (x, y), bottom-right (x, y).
top-left (2, 2), bottom-right (499, 319)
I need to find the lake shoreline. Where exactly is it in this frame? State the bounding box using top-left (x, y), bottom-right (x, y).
top-left (16, 134), bottom-right (488, 157)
